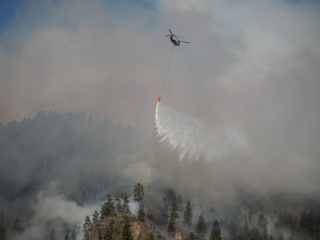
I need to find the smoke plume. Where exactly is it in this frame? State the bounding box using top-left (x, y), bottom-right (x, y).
top-left (0, 0), bottom-right (320, 239)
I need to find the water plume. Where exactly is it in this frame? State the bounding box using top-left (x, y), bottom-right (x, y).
top-left (155, 102), bottom-right (248, 162)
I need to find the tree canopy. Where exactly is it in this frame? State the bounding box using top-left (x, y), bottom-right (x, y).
top-left (210, 220), bottom-right (221, 240)
top-left (183, 200), bottom-right (193, 228)
top-left (122, 215), bottom-right (133, 240)
top-left (133, 183), bottom-right (144, 203)
top-left (196, 213), bottom-right (207, 237)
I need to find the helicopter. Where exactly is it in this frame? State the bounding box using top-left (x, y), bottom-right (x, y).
top-left (165, 29), bottom-right (190, 46)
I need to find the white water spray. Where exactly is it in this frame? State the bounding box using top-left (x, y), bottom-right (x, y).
top-left (155, 102), bottom-right (248, 162)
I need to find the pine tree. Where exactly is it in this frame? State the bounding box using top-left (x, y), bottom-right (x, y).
top-left (167, 212), bottom-right (176, 236)
top-left (210, 220), bottom-right (221, 240)
top-left (196, 213), bottom-right (207, 237)
top-left (253, 227), bottom-right (260, 239)
top-left (103, 226), bottom-right (112, 240)
top-left (98, 227), bottom-right (103, 240)
top-left (92, 210), bottom-right (100, 226)
top-left (109, 218), bottom-right (115, 233)
top-left (306, 208), bottom-right (316, 235)
top-left (100, 195), bottom-right (115, 219)
top-left (248, 227), bottom-right (260, 240)
top-left (122, 215), bottom-right (133, 240)
top-left (167, 200), bottom-right (180, 236)
top-left (105, 226), bottom-right (112, 240)
top-left (115, 196), bottom-right (122, 212)
top-left (105, 219), bottom-right (114, 240)
top-left (171, 201), bottom-right (180, 220)
top-left (133, 183), bottom-right (144, 203)
top-left (83, 215), bottom-right (92, 240)
top-left (137, 206), bottom-right (146, 223)
top-left (64, 232), bottom-right (70, 240)
top-left (189, 232), bottom-right (196, 240)
top-left (122, 193), bottom-right (130, 213)
top-left (183, 200), bottom-right (193, 228)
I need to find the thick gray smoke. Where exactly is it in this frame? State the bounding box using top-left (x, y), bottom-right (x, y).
top-left (11, 182), bottom-right (101, 240)
top-left (0, 0), bottom-right (320, 239)
top-left (0, 110), bottom-right (152, 240)
top-left (155, 102), bottom-right (248, 162)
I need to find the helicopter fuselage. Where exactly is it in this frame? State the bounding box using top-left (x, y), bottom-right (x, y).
top-left (170, 36), bottom-right (180, 46)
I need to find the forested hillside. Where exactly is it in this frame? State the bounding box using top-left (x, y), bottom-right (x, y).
top-left (0, 111), bottom-right (320, 240)
top-left (0, 111), bottom-right (140, 240)
top-left (83, 183), bottom-right (320, 240)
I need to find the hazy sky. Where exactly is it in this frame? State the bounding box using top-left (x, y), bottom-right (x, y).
top-left (1, 0), bottom-right (320, 198)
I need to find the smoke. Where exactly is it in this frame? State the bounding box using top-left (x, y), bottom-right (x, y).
top-left (10, 181), bottom-right (101, 240)
top-left (155, 102), bottom-right (248, 162)
top-left (128, 199), bottom-right (140, 216)
top-left (10, 182), bottom-right (143, 240)
top-left (0, 0), bottom-right (320, 238)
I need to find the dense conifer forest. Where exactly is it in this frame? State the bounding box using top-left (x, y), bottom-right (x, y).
top-left (0, 111), bottom-right (139, 240)
top-left (0, 111), bottom-right (319, 240)
top-left (81, 184), bottom-right (320, 240)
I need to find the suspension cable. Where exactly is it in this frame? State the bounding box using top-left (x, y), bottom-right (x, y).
top-left (159, 45), bottom-right (175, 98)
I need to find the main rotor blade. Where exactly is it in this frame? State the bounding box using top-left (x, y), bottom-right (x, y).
top-left (176, 35), bottom-right (184, 38)
top-left (173, 34), bottom-right (180, 39)
top-left (181, 41), bottom-right (190, 44)
top-left (165, 35), bottom-right (171, 37)
top-left (169, 29), bottom-right (172, 34)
